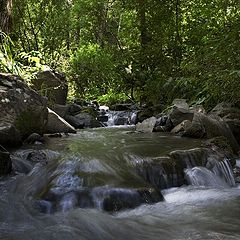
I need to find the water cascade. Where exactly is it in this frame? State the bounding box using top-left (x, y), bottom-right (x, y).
top-left (0, 127), bottom-right (239, 240)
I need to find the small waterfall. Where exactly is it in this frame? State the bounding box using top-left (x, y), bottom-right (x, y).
top-left (185, 167), bottom-right (229, 188)
top-left (106, 111), bottom-right (137, 126)
top-left (213, 159), bottom-right (236, 187)
top-left (185, 159), bottom-right (236, 188)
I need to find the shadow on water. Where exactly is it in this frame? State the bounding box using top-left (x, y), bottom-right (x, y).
top-left (0, 126), bottom-right (240, 240)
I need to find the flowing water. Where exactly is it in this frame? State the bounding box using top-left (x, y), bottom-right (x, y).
top-left (0, 126), bottom-right (240, 240)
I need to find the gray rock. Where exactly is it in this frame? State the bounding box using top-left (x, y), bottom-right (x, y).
top-left (153, 116), bottom-right (173, 132)
top-left (209, 102), bottom-right (240, 145)
top-left (51, 104), bottom-right (70, 118)
top-left (225, 119), bottom-right (240, 145)
top-left (171, 120), bottom-right (192, 134)
top-left (136, 117), bottom-right (157, 133)
top-left (32, 70), bottom-right (68, 105)
top-left (67, 103), bottom-right (82, 116)
top-left (65, 112), bottom-right (101, 129)
top-left (0, 73), bottom-right (48, 146)
top-left (24, 133), bottom-right (44, 144)
top-left (169, 106), bottom-right (194, 127)
top-left (46, 108), bottom-right (76, 134)
top-left (183, 113), bottom-right (239, 153)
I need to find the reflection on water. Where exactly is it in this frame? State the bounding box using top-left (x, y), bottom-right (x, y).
top-left (0, 127), bottom-right (240, 240)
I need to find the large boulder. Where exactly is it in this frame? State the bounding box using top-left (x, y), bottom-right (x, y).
top-left (209, 102), bottom-right (240, 119)
top-left (210, 103), bottom-right (240, 145)
top-left (65, 112), bottom-right (102, 129)
top-left (32, 70), bottom-right (68, 105)
top-left (0, 73), bottom-right (48, 146)
top-left (46, 108), bottom-right (76, 134)
top-left (182, 113), bottom-right (239, 153)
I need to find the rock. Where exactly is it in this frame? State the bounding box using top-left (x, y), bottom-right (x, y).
top-left (51, 104), bottom-right (70, 118)
top-left (210, 102), bottom-right (240, 119)
top-left (0, 123), bottom-right (21, 146)
top-left (0, 73), bottom-right (48, 146)
top-left (169, 106), bottom-right (194, 127)
top-left (64, 115), bottom-right (84, 129)
top-left (67, 103), bottom-right (82, 116)
top-left (171, 120), bottom-right (192, 134)
top-left (13, 149), bottom-right (59, 164)
top-left (169, 148), bottom-right (214, 168)
top-left (11, 149), bottom-right (59, 174)
top-left (65, 112), bottom-right (101, 129)
top-left (24, 133), bottom-right (44, 145)
top-left (209, 103), bottom-right (240, 145)
top-left (47, 133), bottom-right (62, 138)
top-left (182, 113), bottom-right (239, 153)
top-left (172, 99), bottom-right (189, 110)
top-left (135, 147), bottom-right (236, 190)
top-left (92, 187), bottom-right (162, 212)
top-left (134, 156), bottom-right (186, 190)
top-left (189, 105), bottom-right (206, 114)
top-left (153, 116), bottom-right (173, 132)
top-left (203, 137), bottom-right (235, 166)
top-left (32, 70), bottom-right (68, 105)
top-left (46, 108), bottom-right (76, 134)
top-left (0, 146), bottom-right (12, 175)
top-left (97, 115), bottom-right (108, 122)
top-left (136, 117), bottom-right (157, 133)
top-left (11, 156), bottom-right (34, 174)
top-left (225, 119), bottom-right (240, 145)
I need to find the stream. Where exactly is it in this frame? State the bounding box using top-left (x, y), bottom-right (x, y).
top-left (0, 126), bottom-right (240, 240)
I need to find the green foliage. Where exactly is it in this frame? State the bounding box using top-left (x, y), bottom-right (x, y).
top-left (0, 31), bottom-right (22, 74)
top-left (97, 90), bottom-right (128, 105)
top-left (70, 43), bottom-right (120, 97)
top-left (3, 0), bottom-right (240, 107)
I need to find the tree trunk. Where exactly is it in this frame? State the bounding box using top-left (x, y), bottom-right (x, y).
top-left (174, 0), bottom-right (182, 67)
top-left (0, 0), bottom-right (13, 34)
top-left (137, 0), bottom-right (148, 50)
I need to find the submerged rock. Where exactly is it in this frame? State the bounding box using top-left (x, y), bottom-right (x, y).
top-left (11, 149), bottom-right (59, 174)
top-left (134, 156), bottom-right (186, 190)
top-left (24, 133), bottom-right (44, 145)
top-left (98, 187), bottom-right (162, 212)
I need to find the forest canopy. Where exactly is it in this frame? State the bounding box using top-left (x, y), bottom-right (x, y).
top-left (0, 0), bottom-right (240, 107)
